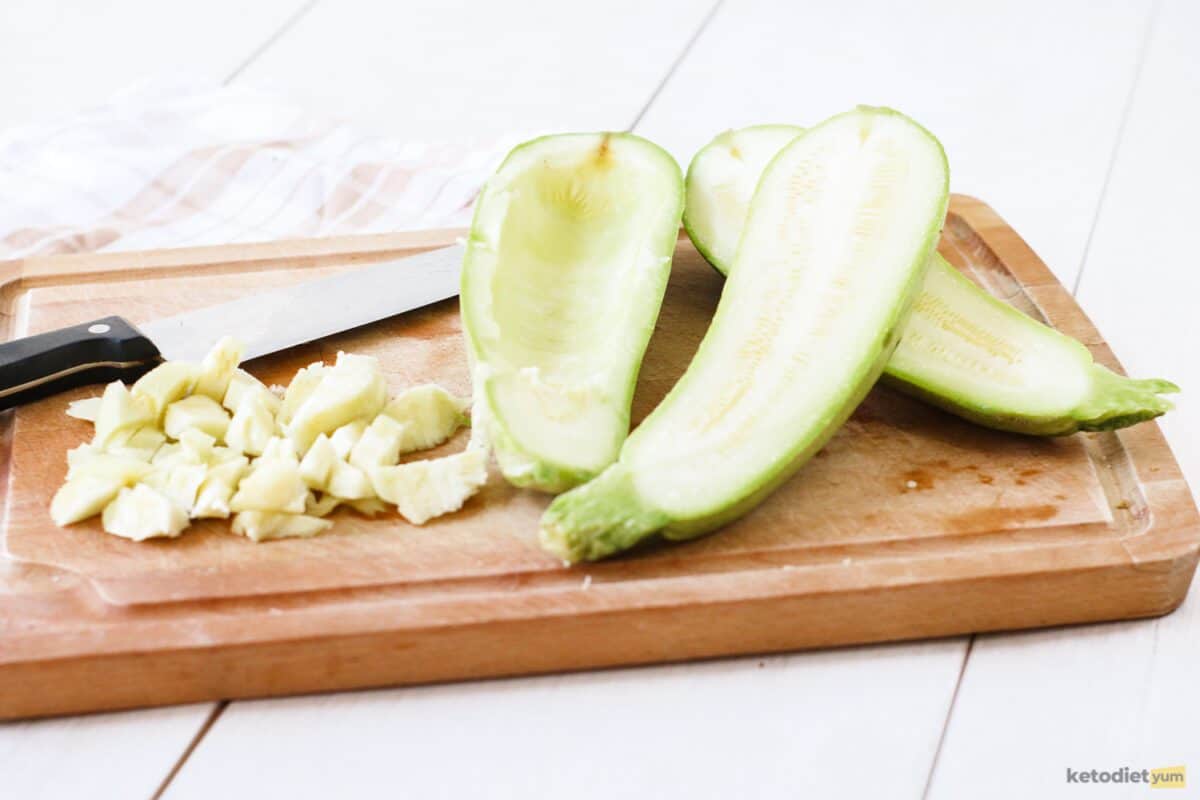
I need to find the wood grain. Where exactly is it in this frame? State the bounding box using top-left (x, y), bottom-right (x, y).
top-left (0, 196), bottom-right (1195, 720)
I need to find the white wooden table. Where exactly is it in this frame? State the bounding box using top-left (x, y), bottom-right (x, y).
top-left (2, 1), bottom-right (1197, 797)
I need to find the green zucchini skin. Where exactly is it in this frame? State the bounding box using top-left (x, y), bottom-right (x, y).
top-left (542, 107), bottom-right (950, 562)
top-left (683, 125), bottom-right (1178, 437)
top-left (461, 133), bottom-right (684, 493)
top-left (884, 365), bottom-right (1177, 435)
top-left (881, 257), bottom-right (1177, 435)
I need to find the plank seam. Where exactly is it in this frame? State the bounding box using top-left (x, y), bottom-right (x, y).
top-left (1070, 0), bottom-right (1161, 297)
top-left (150, 701), bottom-right (228, 799)
top-left (627, 0), bottom-right (726, 132)
top-left (920, 636), bottom-right (975, 800)
top-left (223, 0), bottom-right (321, 86)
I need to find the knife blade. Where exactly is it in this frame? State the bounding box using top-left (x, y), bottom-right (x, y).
top-left (0, 243), bottom-right (464, 410)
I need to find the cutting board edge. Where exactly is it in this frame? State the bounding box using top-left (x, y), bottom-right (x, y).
top-left (1, 545), bottom-right (1195, 721)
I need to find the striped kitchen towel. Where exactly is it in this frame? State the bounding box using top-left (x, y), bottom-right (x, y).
top-left (0, 78), bottom-right (513, 259)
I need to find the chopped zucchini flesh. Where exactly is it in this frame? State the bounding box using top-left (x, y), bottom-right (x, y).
top-left (177, 428), bottom-right (217, 459)
top-left (193, 336), bottom-right (243, 401)
top-left (225, 394), bottom-right (277, 456)
top-left (305, 493), bottom-right (343, 518)
top-left (258, 436), bottom-right (300, 464)
top-left (66, 451), bottom-right (152, 485)
top-left (223, 368), bottom-right (281, 414)
top-left (382, 384), bottom-right (468, 453)
top-left (277, 362), bottom-right (327, 426)
top-left (326, 460), bottom-right (374, 500)
top-left (345, 497), bottom-right (388, 517)
top-left (230, 457), bottom-right (309, 514)
top-left (52, 337), bottom-right (488, 536)
top-left (232, 511), bottom-right (332, 542)
top-left (51, 476), bottom-right (124, 526)
top-left (299, 433), bottom-right (339, 489)
top-left (132, 361), bottom-right (199, 419)
top-left (144, 462), bottom-right (207, 511)
top-left (102, 484), bottom-right (189, 541)
top-left (164, 395), bottom-right (231, 442)
top-left (94, 381), bottom-right (156, 447)
top-left (65, 397), bottom-right (101, 422)
top-left (191, 456), bottom-right (249, 519)
top-left (285, 352), bottom-right (386, 452)
top-left (348, 413), bottom-right (407, 470)
top-left (329, 420), bottom-right (367, 460)
top-left (373, 449), bottom-right (488, 524)
top-left (106, 426), bottom-right (166, 461)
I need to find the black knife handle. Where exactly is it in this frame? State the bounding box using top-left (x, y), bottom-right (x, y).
top-left (0, 316), bottom-right (162, 411)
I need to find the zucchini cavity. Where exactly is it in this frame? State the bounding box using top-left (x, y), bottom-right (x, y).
top-left (461, 133), bottom-right (684, 492)
top-left (542, 107), bottom-right (950, 561)
top-left (684, 124), bottom-right (1178, 435)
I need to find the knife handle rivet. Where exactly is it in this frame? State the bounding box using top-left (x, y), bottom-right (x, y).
top-left (87, 323), bottom-right (111, 335)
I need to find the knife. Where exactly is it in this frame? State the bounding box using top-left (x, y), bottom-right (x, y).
top-left (0, 243), bottom-right (464, 411)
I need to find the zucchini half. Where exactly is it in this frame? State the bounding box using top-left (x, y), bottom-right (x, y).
top-left (542, 107), bottom-right (949, 561)
top-left (461, 133), bottom-right (683, 492)
top-left (685, 124), bottom-right (1178, 435)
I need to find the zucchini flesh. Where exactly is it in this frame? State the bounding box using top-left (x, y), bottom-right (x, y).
top-left (541, 107), bottom-right (950, 562)
top-left (461, 133), bottom-right (683, 492)
top-left (684, 125), bottom-right (1178, 435)
top-left (683, 124), bottom-right (806, 272)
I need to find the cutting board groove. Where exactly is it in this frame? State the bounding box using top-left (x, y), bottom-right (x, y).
top-left (0, 196), bottom-right (1196, 719)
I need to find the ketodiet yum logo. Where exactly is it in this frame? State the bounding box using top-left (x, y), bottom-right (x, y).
top-left (1065, 765), bottom-right (1186, 789)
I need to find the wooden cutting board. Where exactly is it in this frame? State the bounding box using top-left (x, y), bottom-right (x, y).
top-left (1, 196), bottom-right (1196, 720)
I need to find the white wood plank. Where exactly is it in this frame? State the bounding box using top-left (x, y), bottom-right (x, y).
top-left (634, 0), bottom-right (1153, 289)
top-left (0, 0), bottom-right (311, 130)
top-left (165, 641), bottom-right (964, 800)
top-left (928, 1), bottom-right (1200, 796)
top-left (233, 0), bottom-right (718, 139)
top-left (0, 704), bottom-right (214, 799)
